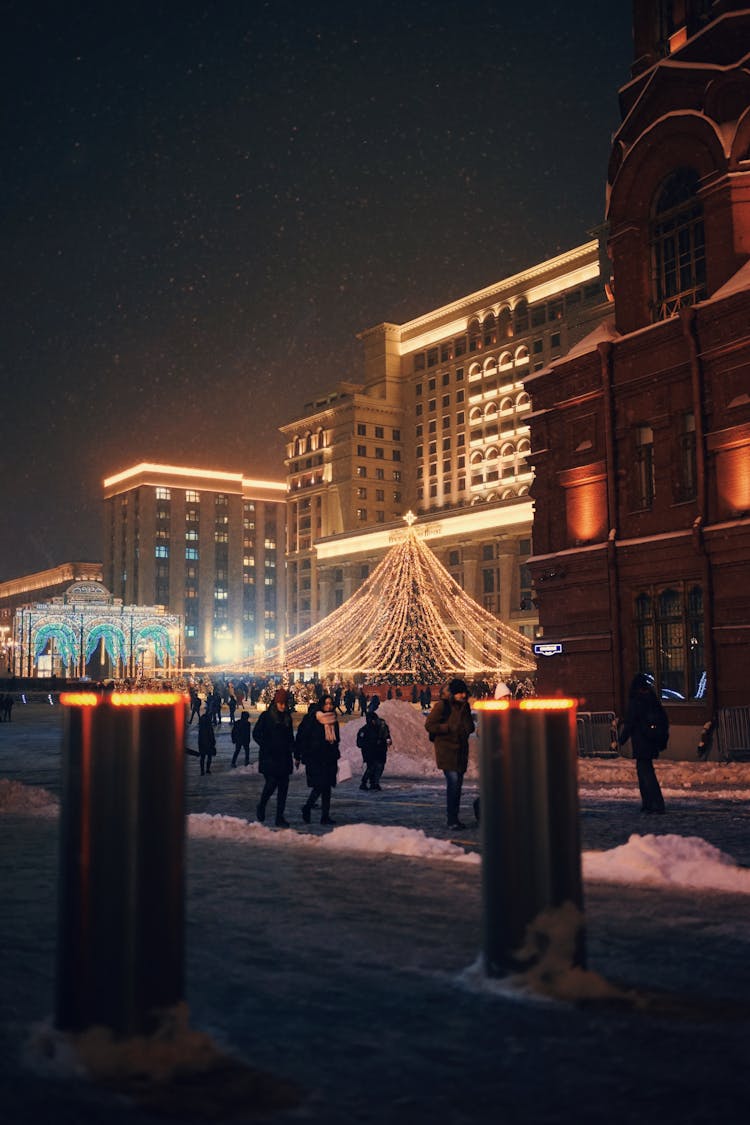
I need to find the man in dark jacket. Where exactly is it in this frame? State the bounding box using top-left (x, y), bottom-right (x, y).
top-left (252, 688), bottom-right (295, 827)
top-left (197, 710), bottom-right (216, 775)
top-left (425, 679), bottom-right (475, 829)
top-left (356, 695), bottom-right (392, 791)
top-left (231, 709), bottom-right (252, 767)
top-left (618, 673), bottom-right (668, 814)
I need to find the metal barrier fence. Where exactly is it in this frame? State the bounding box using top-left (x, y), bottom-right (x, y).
top-left (716, 706), bottom-right (750, 762)
top-left (576, 711), bottom-right (619, 758)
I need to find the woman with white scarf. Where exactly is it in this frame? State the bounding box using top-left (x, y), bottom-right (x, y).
top-left (299, 693), bottom-right (340, 826)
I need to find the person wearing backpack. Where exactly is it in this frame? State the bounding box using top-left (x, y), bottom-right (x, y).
top-left (617, 673), bottom-right (669, 814)
top-left (356, 695), bottom-right (392, 791)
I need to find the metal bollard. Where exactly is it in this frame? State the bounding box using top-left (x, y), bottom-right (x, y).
top-left (475, 698), bottom-right (584, 978)
top-left (56, 692), bottom-right (186, 1035)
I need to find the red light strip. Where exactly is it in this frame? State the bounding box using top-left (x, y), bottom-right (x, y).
top-left (60, 692), bottom-right (187, 708)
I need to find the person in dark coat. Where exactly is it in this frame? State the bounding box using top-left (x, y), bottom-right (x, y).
top-left (231, 709), bottom-right (252, 767)
top-left (188, 687), bottom-right (201, 725)
top-left (299, 693), bottom-right (340, 826)
top-left (356, 695), bottom-right (392, 791)
top-left (618, 673), bottom-right (668, 814)
top-left (425, 679), bottom-right (475, 829)
top-left (197, 710), bottom-right (216, 775)
top-left (252, 687), bottom-right (295, 827)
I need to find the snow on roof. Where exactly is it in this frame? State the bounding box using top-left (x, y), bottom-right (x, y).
top-left (705, 257), bottom-right (750, 302)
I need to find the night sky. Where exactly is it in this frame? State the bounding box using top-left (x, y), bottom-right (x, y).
top-left (2, 0), bottom-right (633, 581)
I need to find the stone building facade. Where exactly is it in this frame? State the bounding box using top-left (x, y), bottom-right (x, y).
top-left (526, 0), bottom-right (750, 751)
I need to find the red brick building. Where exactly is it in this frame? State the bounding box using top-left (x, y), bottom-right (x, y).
top-left (526, 0), bottom-right (750, 754)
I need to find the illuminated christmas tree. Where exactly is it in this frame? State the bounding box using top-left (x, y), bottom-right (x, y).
top-left (255, 513), bottom-right (536, 681)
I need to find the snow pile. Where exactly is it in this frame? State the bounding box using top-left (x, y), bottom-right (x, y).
top-left (458, 902), bottom-right (627, 1004)
top-left (317, 822), bottom-right (478, 863)
top-left (188, 813), bottom-right (477, 864)
top-left (338, 699), bottom-right (479, 779)
top-left (0, 778), bottom-right (58, 817)
top-left (578, 756), bottom-right (750, 789)
top-left (583, 833), bottom-right (750, 895)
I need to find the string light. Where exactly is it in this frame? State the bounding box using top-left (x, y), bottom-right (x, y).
top-left (216, 522), bottom-right (536, 679)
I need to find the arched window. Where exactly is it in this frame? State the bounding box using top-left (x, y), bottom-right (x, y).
top-left (470, 450), bottom-right (484, 466)
top-left (482, 313), bottom-right (496, 345)
top-left (514, 345), bottom-right (530, 364)
top-left (499, 351), bottom-right (513, 369)
top-left (468, 318), bottom-right (481, 352)
top-left (650, 168), bottom-right (706, 321)
top-left (517, 438), bottom-right (531, 455)
top-left (513, 299), bottom-right (529, 333)
top-left (483, 356), bottom-right (497, 375)
top-left (484, 402), bottom-right (498, 420)
top-left (499, 396), bottom-right (514, 413)
top-left (498, 307), bottom-right (513, 339)
top-left (469, 407), bottom-right (483, 425)
top-left (516, 391), bottom-right (530, 410)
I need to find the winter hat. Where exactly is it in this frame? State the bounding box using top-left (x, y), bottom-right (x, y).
top-left (367, 694), bottom-right (380, 713)
top-left (273, 687), bottom-right (288, 707)
top-left (494, 681), bottom-right (511, 699)
top-left (448, 678), bottom-right (469, 696)
top-left (630, 673), bottom-right (650, 695)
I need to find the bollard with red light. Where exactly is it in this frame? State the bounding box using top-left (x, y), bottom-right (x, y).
top-left (56, 692), bottom-right (187, 1035)
top-left (474, 698), bottom-right (584, 978)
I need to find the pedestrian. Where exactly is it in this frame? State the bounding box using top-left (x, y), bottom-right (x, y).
top-left (494, 680), bottom-right (512, 700)
top-left (228, 693), bottom-right (237, 725)
top-left (299, 693), bottom-right (340, 826)
top-left (197, 710), bottom-right (216, 775)
top-left (252, 687), bottom-right (295, 827)
top-left (187, 687), bottom-right (201, 724)
top-left (617, 673), bottom-right (668, 814)
top-left (357, 688), bottom-right (368, 714)
top-left (231, 709), bottom-right (252, 767)
top-left (425, 678), bottom-right (475, 830)
top-left (356, 695), bottom-right (392, 791)
top-left (2, 692), bottom-right (13, 722)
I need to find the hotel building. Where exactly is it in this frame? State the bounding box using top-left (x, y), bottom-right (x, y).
top-left (102, 463), bottom-right (286, 667)
top-left (282, 241), bottom-right (612, 644)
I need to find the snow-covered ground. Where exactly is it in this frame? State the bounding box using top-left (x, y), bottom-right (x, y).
top-left (1, 701), bottom-right (749, 1124)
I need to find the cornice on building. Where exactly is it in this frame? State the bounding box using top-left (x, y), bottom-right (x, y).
top-left (0, 562), bottom-right (103, 599)
top-left (102, 462), bottom-right (286, 501)
top-left (314, 500), bottom-right (533, 561)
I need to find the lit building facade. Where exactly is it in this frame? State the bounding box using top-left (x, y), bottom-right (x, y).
top-left (103, 463), bottom-right (286, 667)
top-left (0, 562), bottom-right (103, 676)
top-left (525, 0), bottom-right (750, 750)
top-left (282, 242), bottom-right (612, 638)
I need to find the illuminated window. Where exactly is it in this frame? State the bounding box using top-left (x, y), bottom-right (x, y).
top-left (156, 487), bottom-right (171, 500)
top-left (186, 529), bottom-right (198, 541)
top-left (634, 584), bottom-right (705, 701)
top-left (356, 508), bottom-right (367, 521)
top-left (185, 490), bottom-right (200, 503)
top-left (155, 545), bottom-right (169, 558)
top-left (357, 466), bottom-right (367, 478)
top-left (186, 547), bottom-right (199, 560)
top-left (392, 470), bottom-right (401, 481)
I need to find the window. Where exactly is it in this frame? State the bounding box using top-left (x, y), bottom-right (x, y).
top-left (428, 420), bottom-right (437, 434)
top-left (455, 337), bottom-right (466, 357)
top-left (374, 425), bottom-right (384, 439)
top-left (357, 466), bottom-right (367, 478)
top-left (635, 425), bottom-right (655, 509)
top-left (392, 470), bottom-right (402, 481)
top-left (414, 355), bottom-right (425, 372)
top-left (392, 450), bottom-right (401, 461)
top-left (356, 508), bottom-right (367, 521)
top-left (677, 412), bottom-right (697, 501)
top-left (428, 378), bottom-right (436, 392)
top-left (156, 487), bottom-right (171, 500)
top-left (651, 169), bottom-right (706, 321)
top-left (449, 550), bottom-right (460, 566)
top-left (214, 531), bottom-right (228, 543)
top-left (443, 437), bottom-right (451, 451)
top-left (357, 444), bottom-right (367, 457)
top-left (185, 490), bottom-right (200, 503)
top-left (357, 423), bottom-right (367, 435)
top-left (415, 383), bottom-right (423, 396)
top-left (393, 490), bottom-right (401, 502)
top-left (428, 398), bottom-right (436, 412)
top-left (416, 403), bottom-right (423, 417)
top-left (456, 390), bottom-right (464, 404)
top-left (375, 489), bottom-right (385, 502)
top-left (440, 344), bottom-right (452, 363)
top-left (185, 529), bottom-right (198, 541)
top-left (375, 467), bottom-right (385, 480)
top-left (155, 545), bottom-right (169, 558)
top-left (357, 487), bottom-right (367, 499)
top-left (376, 511), bottom-right (385, 523)
top-left (455, 367), bottom-right (464, 381)
top-left (551, 332), bottom-right (561, 348)
top-left (427, 348), bottom-right (438, 367)
top-left (375, 447), bottom-right (384, 459)
top-left (635, 584), bottom-right (705, 701)
top-left (442, 372), bottom-right (450, 386)
top-left (442, 394), bottom-right (450, 407)
top-left (393, 429), bottom-right (400, 440)
top-left (186, 547), bottom-right (199, 560)
top-left (416, 424), bottom-right (423, 438)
